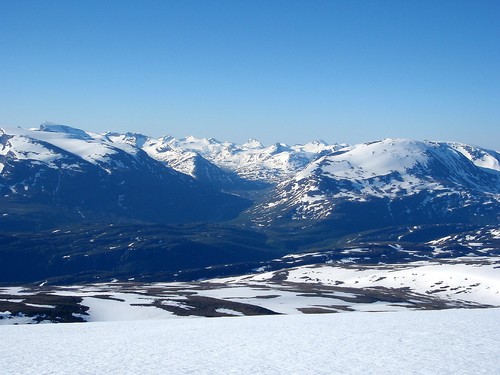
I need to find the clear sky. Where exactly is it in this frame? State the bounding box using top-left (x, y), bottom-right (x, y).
top-left (1, 1), bottom-right (499, 149)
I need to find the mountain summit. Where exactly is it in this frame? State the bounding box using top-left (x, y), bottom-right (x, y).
top-left (250, 139), bottom-right (500, 231)
top-left (0, 125), bottom-right (250, 230)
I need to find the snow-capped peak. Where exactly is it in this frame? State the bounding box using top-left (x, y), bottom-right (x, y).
top-left (39, 123), bottom-right (92, 140)
top-left (251, 138), bottom-right (500, 224)
top-left (242, 139), bottom-right (264, 149)
top-left (124, 134), bottom-right (343, 183)
top-left (300, 138), bottom-right (429, 180)
top-left (0, 125), bottom-right (141, 171)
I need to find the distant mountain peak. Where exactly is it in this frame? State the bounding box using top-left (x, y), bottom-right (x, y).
top-left (39, 123), bottom-right (92, 140)
top-left (242, 139), bottom-right (264, 149)
top-left (309, 139), bottom-right (327, 145)
top-left (269, 142), bottom-right (291, 154)
top-left (250, 137), bottom-right (500, 226)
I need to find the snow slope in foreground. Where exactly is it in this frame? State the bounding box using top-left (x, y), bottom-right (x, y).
top-left (0, 308), bottom-right (498, 375)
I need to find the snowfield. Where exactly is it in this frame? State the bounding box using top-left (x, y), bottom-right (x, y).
top-left (0, 308), bottom-right (498, 374)
top-left (1, 258), bottom-right (499, 325)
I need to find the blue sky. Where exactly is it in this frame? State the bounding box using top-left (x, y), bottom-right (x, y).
top-left (1, 1), bottom-right (499, 149)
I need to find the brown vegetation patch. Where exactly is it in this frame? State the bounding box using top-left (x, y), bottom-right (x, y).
top-left (297, 307), bottom-right (337, 314)
top-left (0, 293), bottom-right (88, 323)
top-left (153, 295), bottom-right (279, 317)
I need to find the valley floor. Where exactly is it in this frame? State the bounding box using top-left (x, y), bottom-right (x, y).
top-left (0, 308), bottom-right (498, 374)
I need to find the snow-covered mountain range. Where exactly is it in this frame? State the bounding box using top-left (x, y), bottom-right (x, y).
top-left (250, 138), bottom-right (500, 228)
top-left (2, 123), bottom-right (498, 188)
top-left (1, 123), bottom-right (499, 285)
top-left (2, 123), bottom-right (499, 230)
top-left (106, 131), bottom-right (342, 183)
top-left (0, 124), bottom-right (251, 229)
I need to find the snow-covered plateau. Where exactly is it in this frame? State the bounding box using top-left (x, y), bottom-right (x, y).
top-left (1, 257), bottom-right (499, 373)
top-left (0, 308), bottom-right (498, 374)
top-left (1, 257), bottom-right (498, 324)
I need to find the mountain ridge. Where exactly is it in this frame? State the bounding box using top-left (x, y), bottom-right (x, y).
top-left (0, 125), bottom-right (251, 230)
top-left (1, 123), bottom-right (499, 284)
top-left (248, 138), bottom-right (500, 228)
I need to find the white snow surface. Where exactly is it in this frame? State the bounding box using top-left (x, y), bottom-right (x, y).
top-left (81, 295), bottom-right (175, 322)
top-left (284, 261), bottom-right (500, 306)
top-left (0, 125), bottom-right (139, 170)
top-left (107, 132), bottom-right (342, 182)
top-left (296, 138), bottom-right (429, 181)
top-left (0, 308), bottom-right (498, 374)
top-left (450, 142), bottom-right (500, 172)
top-left (212, 257), bottom-right (500, 307)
